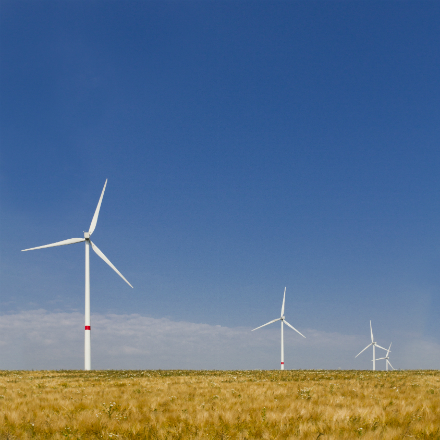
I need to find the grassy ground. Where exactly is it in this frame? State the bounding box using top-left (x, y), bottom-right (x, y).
top-left (0, 370), bottom-right (439, 439)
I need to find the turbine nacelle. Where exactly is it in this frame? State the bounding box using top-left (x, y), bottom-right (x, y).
top-left (84, 232), bottom-right (90, 239)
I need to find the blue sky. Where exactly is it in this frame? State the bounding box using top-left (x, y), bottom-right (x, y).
top-left (1, 1), bottom-right (439, 370)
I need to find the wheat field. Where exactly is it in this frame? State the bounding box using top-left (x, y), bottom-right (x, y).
top-left (0, 370), bottom-right (438, 439)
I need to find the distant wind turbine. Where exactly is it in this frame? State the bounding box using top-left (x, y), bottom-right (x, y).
top-left (252, 287), bottom-right (305, 370)
top-left (355, 321), bottom-right (387, 371)
top-left (22, 179), bottom-right (133, 370)
top-left (376, 343), bottom-right (394, 371)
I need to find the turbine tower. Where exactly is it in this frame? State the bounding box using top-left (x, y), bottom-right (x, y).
top-left (376, 343), bottom-right (394, 371)
top-left (355, 320), bottom-right (387, 371)
top-left (22, 179), bottom-right (133, 370)
top-left (252, 287), bottom-right (305, 370)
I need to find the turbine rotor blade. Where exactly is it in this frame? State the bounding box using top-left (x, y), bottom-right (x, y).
top-left (281, 287), bottom-right (286, 317)
top-left (370, 320), bottom-right (374, 343)
top-left (283, 320), bottom-right (306, 338)
top-left (22, 237), bottom-right (85, 251)
top-left (376, 344), bottom-right (388, 351)
top-left (355, 343), bottom-right (372, 358)
top-left (387, 342), bottom-right (392, 356)
top-left (387, 360), bottom-right (394, 370)
top-left (90, 240), bottom-right (133, 288)
top-left (375, 357), bottom-right (387, 360)
top-left (89, 179), bottom-right (108, 236)
top-left (252, 318), bottom-right (280, 331)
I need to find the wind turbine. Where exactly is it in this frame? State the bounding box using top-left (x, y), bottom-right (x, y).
top-left (252, 287), bottom-right (305, 370)
top-left (376, 343), bottom-right (394, 371)
top-left (22, 179), bottom-right (133, 370)
top-left (355, 321), bottom-right (387, 371)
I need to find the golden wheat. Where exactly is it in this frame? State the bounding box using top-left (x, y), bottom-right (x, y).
top-left (0, 370), bottom-right (438, 439)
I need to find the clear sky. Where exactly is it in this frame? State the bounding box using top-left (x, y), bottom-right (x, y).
top-left (1, 0), bottom-right (439, 370)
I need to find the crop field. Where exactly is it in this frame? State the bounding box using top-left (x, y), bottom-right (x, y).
top-left (0, 370), bottom-right (439, 440)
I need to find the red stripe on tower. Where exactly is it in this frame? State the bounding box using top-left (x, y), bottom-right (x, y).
top-left (85, 326), bottom-right (91, 330)
top-left (281, 362), bottom-right (284, 364)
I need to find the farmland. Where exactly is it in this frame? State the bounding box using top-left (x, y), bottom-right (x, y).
top-left (0, 370), bottom-right (439, 439)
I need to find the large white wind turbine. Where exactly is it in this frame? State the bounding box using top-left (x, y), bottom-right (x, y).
top-left (22, 179), bottom-right (133, 370)
top-left (252, 287), bottom-right (305, 370)
top-left (376, 343), bottom-right (394, 371)
top-left (355, 321), bottom-right (387, 371)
